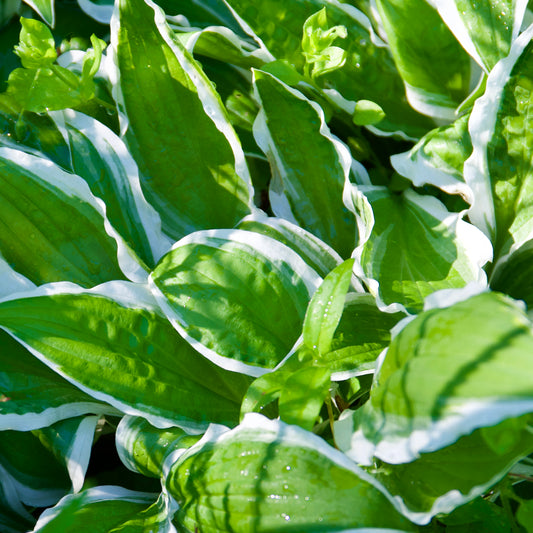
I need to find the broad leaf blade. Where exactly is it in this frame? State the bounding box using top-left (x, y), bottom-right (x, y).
top-left (32, 487), bottom-right (164, 533)
top-left (110, 0), bottom-right (253, 240)
top-left (150, 229), bottom-right (322, 376)
top-left (50, 109), bottom-right (173, 267)
top-left (237, 213), bottom-right (344, 279)
top-left (0, 281), bottom-right (252, 431)
top-left (0, 146), bottom-right (146, 286)
top-left (253, 69), bottom-right (356, 258)
top-left (166, 414), bottom-right (416, 531)
top-left (344, 292), bottom-right (533, 466)
top-left (352, 186), bottom-right (492, 313)
top-left (375, 0), bottom-right (470, 119)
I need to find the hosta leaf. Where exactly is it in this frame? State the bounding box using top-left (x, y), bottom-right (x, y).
top-left (21, 0), bottom-right (54, 27)
top-left (31, 487), bottom-right (171, 533)
top-left (464, 25), bottom-right (533, 305)
top-left (350, 185), bottom-right (492, 313)
top-left (253, 69), bottom-right (356, 258)
top-left (150, 229), bottom-right (322, 376)
top-left (76, 0), bottom-right (114, 24)
top-left (0, 328), bottom-right (116, 431)
top-left (303, 259), bottom-right (354, 355)
top-left (0, 429), bottom-right (71, 507)
top-left (375, 0), bottom-right (470, 120)
top-left (165, 414), bottom-right (415, 531)
top-left (50, 109), bottom-right (173, 268)
top-left (237, 213), bottom-right (344, 279)
top-left (0, 146), bottom-right (146, 286)
top-left (0, 257), bottom-right (34, 299)
top-left (353, 416), bottom-right (533, 523)
top-left (342, 292), bottom-right (533, 466)
top-left (0, 281), bottom-right (252, 431)
top-left (325, 293), bottom-right (405, 379)
top-left (432, 0), bottom-right (527, 72)
top-left (391, 113), bottom-right (473, 200)
top-left (465, 24), bottom-right (533, 251)
top-left (225, 0), bottom-right (433, 137)
top-left (34, 415), bottom-right (99, 493)
top-left (110, 0), bottom-right (253, 240)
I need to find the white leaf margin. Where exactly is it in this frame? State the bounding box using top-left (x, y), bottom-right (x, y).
top-left (50, 109), bottom-right (173, 262)
top-left (0, 146), bottom-right (148, 283)
top-left (464, 23), bottom-right (533, 242)
top-left (149, 228), bottom-right (323, 378)
top-left (0, 281), bottom-right (207, 433)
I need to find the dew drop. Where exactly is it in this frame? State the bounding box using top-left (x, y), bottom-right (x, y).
top-left (285, 465), bottom-right (291, 471)
top-left (282, 513), bottom-right (290, 522)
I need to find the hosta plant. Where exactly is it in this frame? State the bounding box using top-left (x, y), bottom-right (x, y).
top-left (2, 0), bottom-right (533, 532)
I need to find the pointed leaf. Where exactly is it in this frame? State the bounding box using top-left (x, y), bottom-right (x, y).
top-left (303, 259), bottom-right (354, 354)
top-left (32, 487), bottom-right (165, 533)
top-left (253, 69), bottom-right (356, 257)
top-left (110, 0), bottom-right (253, 240)
top-left (375, 0), bottom-right (470, 119)
top-left (21, 0), bottom-right (54, 27)
top-left (0, 329), bottom-right (116, 431)
top-left (0, 281), bottom-right (252, 431)
top-left (432, 0), bottom-right (527, 72)
top-left (50, 109), bottom-right (172, 267)
top-left (237, 213), bottom-right (344, 279)
top-left (150, 229), bottom-right (322, 376)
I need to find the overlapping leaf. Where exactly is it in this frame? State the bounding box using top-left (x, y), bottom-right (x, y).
top-left (150, 229), bottom-right (322, 376)
top-left (342, 291), bottom-right (533, 466)
top-left (348, 185), bottom-right (492, 313)
top-left (110, 0), bottom-right (253, 240)
top-left (0, 281), bottom-right (252, 431)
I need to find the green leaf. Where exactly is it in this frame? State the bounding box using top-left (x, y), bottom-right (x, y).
top-left (375, 0), bottom-right (470, 119)
top-left (279, 366), bottom-right (331, 431)
top-left (433, 0), bottom-right (526, 72)
top-left (166, 414), bottom-right (416, 531)
top-left (343, 292), bottom-right (533, 466)
top-left (50, 109), bottom-right (172, 268)
top-left (225, 0), bottom-right (433, 137)
top-left (301, 8), bottom-right (347, 79)
top-left (392, 113), bottom-right (473, 199)
top-left (0, 329), bottom-right (115, 431)
top-left (33, 415), bottom-right (99, 492)
top-left (14, 18), bottom-right (56, 69)
top-left (0, 471), bottom-right (35, 533)
top-left (110, 0), bottom-right (253, 240)
top-left (361, 416), bottom-right (533, 522)
top-left (323, 292), bottom-right (406, 379)
top-left (351, 186), bottom-right (492, 313)
top-left (0, 281), bottom-right (253, 430)
top-left (518, 500), bottom-right (533, 533)
top-left (116, 415), bottom-right (201, 479)
top-left (5, 21), bottom-right (106, 113)
top-left (150, 229), bottom-right (321, 376)
top-left (303, 259), bottom-right (354, 355)
top-left (32, 487), bottom-right (165, 533)
top-left (465, 25), bottom-right (533, 254)
top-left (253, 69), bottom-right (356, 257)
top-left (21, 1), bottom-right (55, 26)
top-left (0, 147), bottom-right (146, 286)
